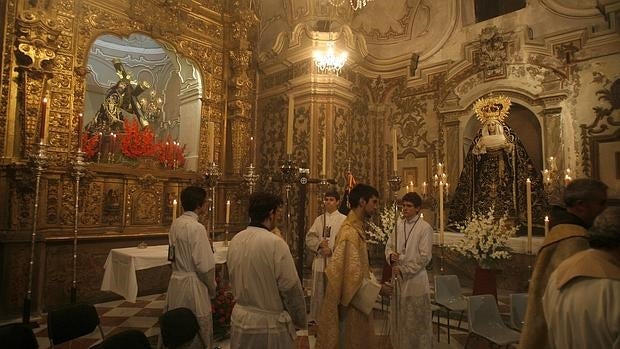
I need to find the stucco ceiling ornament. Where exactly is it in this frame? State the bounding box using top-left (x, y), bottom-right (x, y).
top-left (329, 0), bottom-right (374, 11)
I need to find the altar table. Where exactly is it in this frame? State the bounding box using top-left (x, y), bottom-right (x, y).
top-left (101, 242), bottom-right (228, 302)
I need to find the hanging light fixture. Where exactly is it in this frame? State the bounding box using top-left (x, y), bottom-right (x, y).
top-left (313, 41), bottom-right (348, 75)
top-left (329, 0), bottom-right (373, 11)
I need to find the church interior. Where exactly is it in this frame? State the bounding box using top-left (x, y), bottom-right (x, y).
top-left (1, 0), bottom-right (619, 348)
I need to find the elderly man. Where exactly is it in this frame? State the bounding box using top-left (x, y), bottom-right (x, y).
top-left (519, 178), bottom-right (608, 349)
top-left (543, 207), bottom-right (620, 348)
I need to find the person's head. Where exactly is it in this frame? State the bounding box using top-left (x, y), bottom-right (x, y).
top-left (564, 178), bottom-right (608, 226)
top-left (401, 192), bottom-right (422, 219)
top-left (248, 191), bottom-right (283, 229)
top-left (180, 186), bottom-right (207, 213)
top-left (324, 189), bottom-right (340, 213)
top-left (349, 184), bottom-right (379, 219)
top-left (588, 207), bottom-right (620, 253)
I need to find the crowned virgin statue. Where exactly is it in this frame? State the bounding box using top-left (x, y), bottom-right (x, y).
top-left (449, 96), bottom-right (548, 232)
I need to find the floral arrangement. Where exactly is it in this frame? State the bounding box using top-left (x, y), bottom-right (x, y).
top-left (119, 119), bottom-right (156, 159)
top-left (80, 133), bottom-right (101, 160)
top-left (156, 135), bottom-right (186, 168)
top-left (450, 207), bottom-right (517, 268)
top-left (366, 205), bottom-right (396, 245)
top-left (212, 274), bottom-right (235, 340)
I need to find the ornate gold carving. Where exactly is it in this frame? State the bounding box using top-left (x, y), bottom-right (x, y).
top-left (478, 26), bottom-right (509, 80)
top-left (473, 95), bottom-right (512, 123)
top-left (15, 9), bottom-right (61, 70)
top-left (127, 180), bottom-right (163, 226)
top-left (128, 0), bottom-right (187, 36)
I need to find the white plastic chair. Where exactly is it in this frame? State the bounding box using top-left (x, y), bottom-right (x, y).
top-left (465, 295), bottom-right (520, 348)
top-left (434, 275), bottom-right (467, 344)
top-left (509, 293), bottom-right (528, 331)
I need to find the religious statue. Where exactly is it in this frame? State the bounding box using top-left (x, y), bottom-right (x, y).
top-left (449, 95), bottom-right (548, 233)
top-left (86, 59), bottom-right (151, 134)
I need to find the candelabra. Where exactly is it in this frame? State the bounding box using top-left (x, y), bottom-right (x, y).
top-left (204, 162), bottom-right (221, 242)
top-left (23, 142), bottom-right (48, 326)
top-left (541, 156), bottom-right (571, 205)
top-left (71, 149), bottom-right (87, 304)
top-left (280, 155), bottom-right (298, 245)
top-left (242, 164), bottom-right (260, 195)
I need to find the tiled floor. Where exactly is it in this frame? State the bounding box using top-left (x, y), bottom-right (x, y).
top-left (6, 285), bottom-right (517, 348)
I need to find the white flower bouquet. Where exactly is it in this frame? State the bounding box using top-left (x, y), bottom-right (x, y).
top-left (366, 206), bottom-right (395, 245)
top-left (450, 207), bottom-right (517, 268)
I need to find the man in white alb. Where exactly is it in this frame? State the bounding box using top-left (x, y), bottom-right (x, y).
top-left (306, 189), bottom-right (346, 324)
top-left (227, 192), bottom-right (307, 349)
top-left (385, 192), bottom-right (433, 348)
top-left (165, 186), bottom-right (216, 349)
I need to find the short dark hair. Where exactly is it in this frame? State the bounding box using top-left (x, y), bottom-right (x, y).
top-left (249, 191), bottom-right (283, 222)
top-left (564, 178), bottom-right (608, 207)
top-left (180, 186), bottom-right (207, 211)
top-left (402, 192), bottom-right (422, 207)
top-left (324, 189), bottom-right (340, 201)
top-left (589, 207), bottom-right (620, 249)
top-left (349, 184), bottom-right (379, 208)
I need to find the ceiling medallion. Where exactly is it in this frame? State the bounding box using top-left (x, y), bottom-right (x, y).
top-left (313, 42), bottom-right (348, 75)
top-left (329, 0), bottom-right (374, 11)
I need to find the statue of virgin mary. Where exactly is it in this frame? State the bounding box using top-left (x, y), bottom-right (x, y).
top-left (448, 96), bottom-right (548, 232)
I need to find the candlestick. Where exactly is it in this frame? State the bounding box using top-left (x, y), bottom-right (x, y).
top-left (526, 178), bottom-right (532, 254)
top-left (225, 200), bottom-right (231, 224)
top-left (39, 97), bottom-right (48, 142)
top-left (321, 137), bottom-right (326, 176)
top-left (287, 96), bottom-right (294, 155)
top-left (172, 199), bottom-right (178, 222)
top-left (77, 113), bottom-right (83, 150)
top-left (206, 122), bottom-right (215, 163)
top-left (544, 215), bottom-right (549, 236)
top-left (391, 128), bottom-right (398, 173)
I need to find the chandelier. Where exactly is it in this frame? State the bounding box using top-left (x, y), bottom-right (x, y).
top-left (328, 0), bottom-right (374, 11)
top-left (313, 42), bottom-right (348, 75)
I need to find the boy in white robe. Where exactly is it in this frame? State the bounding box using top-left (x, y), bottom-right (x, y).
top-left (228, 192), bottom-right (306, 349)
top-left (165, 186), bottom-right (217, 349)
top-left (305, 189), bottom-right (346, 324)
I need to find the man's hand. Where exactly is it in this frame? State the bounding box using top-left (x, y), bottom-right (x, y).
top-left (319, 239), bottom-right (329, 250)
top-left (392, 265), bottom-right (402, 279)
top-left (389, 252), bottom-right (400, 263)
top-left (380, 282), bottom-right (393, 297)
top-left (320, 247), bottom-right (332, 257)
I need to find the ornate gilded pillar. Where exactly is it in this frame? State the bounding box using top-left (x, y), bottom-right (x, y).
top-left (227, 7), bottom-right (258, 175)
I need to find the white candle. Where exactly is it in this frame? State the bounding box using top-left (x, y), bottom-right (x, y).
top-left (438, 162), bottom-right (443, 176)
top-left (439, 180), bottom-right (444, 245)
top-left (406, 185), bottom-right (410, 192)
top-left (391, 128), bottom-right (398, 173)
top-left (287, 96), bottom-right (294, 155)
top-left (321, 136), bottom-right (326, 176)
top-left (526, 178), bottom-right (532, 254)
top-left (423, 182), bottom-right (427, 195)
top-left (206, 122), bottom-right (215, 163)
top-left (544, 215), bottom-right (549, 237)
top-left (420, 212), bottom-right (424, 219)
top-left (250, 136), bottom-right (255, 166)
top-left (225, 200), bottom-right (231, 224)
top-left (172, 199), bottom-right (178, 222)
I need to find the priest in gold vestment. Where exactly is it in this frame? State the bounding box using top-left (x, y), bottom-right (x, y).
top-left (316, 184), bottom-right (390, 349)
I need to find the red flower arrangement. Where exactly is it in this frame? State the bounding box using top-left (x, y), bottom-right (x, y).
top-left (156, 135), bottom-right (186, 169)
top-left (81, 133), bottom-right (102, 160)
top-left (119, 119), bottom-right (156, 159)
top-left (212, 274), bottom-right (235, 340)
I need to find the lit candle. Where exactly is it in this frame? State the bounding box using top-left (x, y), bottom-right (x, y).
top-left (287, 96), bottom-right (294, 155)
top-left (423, 182), bottom-right (427, 195)
top-left (438, 162), bottom-right (443, 176)
top-left (410, 181), bottom-right (414, 188)
top-left (406, 185), bottom-right (410, 192)
top-left (250, 136), bottom-right (255, 167)
top-left (172, 199), bottom-right (178, 222)
top-left (420, 212), bottom-right (424, 219)
top-left (391, 128), bottom-right (398, 173)
top-left (77, 113), bottom-right (83, 150)
top-left (39, 97), bottom-right (48, 142)
top-left (439, 179), bottom-right (444, 245)
top-left (206, 122), bottom-right (215, 163)
top-left (526, 178), bottom-right (532, 254)
top-left (321, 136), bottom-right (326, 176)
top-left (110, 133), bottom-right (116, 155)
top-left (548, 156), bottom-right (557, 171)
top-left (564, 174), bottom-right (571, 187)
top-left (544, 215), bottom-right (549, 236)
top-left (225, 200), bottom-right (231, 224)
top-left (97, 132), bottom-right (103, 157)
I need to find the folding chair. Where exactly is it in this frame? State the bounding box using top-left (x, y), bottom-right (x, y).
top-left (0, 322), bottom-right (38, 349)
top-left (509, 293), bottom-right (528, 331)
top-left (465, 295), bottom-right (520, 348)
top-left (47, 303), bottom-right (104, 348)
top-left (160, 307), bottom-right (202, 349)
top-left (101, 329), bottom-right (151, 349)
top-left (434, 275), bottom-right (467, 343)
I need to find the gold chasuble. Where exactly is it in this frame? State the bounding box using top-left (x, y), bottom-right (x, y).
top-left (316, 211), bottom-right (376, 349)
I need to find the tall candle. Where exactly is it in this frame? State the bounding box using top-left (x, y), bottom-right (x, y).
top-left (110, 133), bottom-right (116, 155)
top-left (77, 113), bottom-right (83, 150)
top-left (172, 199), bottom-right (178, 222)
top-left (286, 96), bottom-right (294, 155)
top-left (250, 136), bottom-right (255, 166)
top-left (39, 97), bottom-right (48, 142)
top-left (423, 182), bottom-right (427, 195)
top-left (206, 122), bottom-right (215, 163)
top-left (526, 178), bottom-right (532, 254)
top-left (321, 137), bottom-right (326, 176)
top-left (391, 128), bottom-right (398, 173)
top-left (544, 215), bottom-right (549, 236)
top-left (225, 200), bottom-right (231, 224)
top-left (439, 180), bottom-right (444, 245)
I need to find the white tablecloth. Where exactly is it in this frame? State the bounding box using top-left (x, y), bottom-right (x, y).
top-left (101, 243), bottom-right (228, 302)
